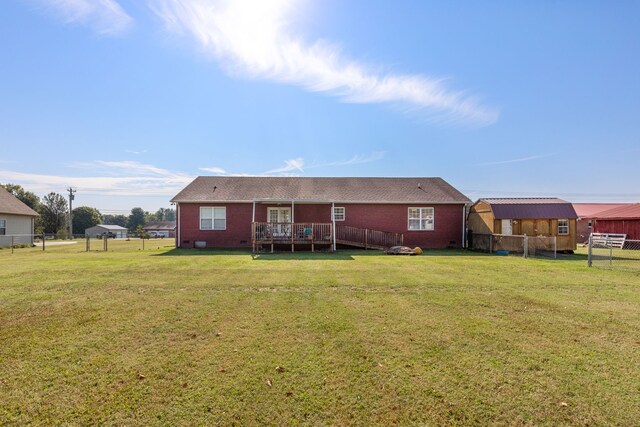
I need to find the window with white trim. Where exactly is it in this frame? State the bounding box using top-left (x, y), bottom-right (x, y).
top-left (333, 207), bottom-right (345, 221)
top-left (0, 219), bottom-right (5, 235)
top-left (408, 207), bottom-right (434, 230)
top-left (558, 219), bottom-right (569, 235)
top-left (200, 207), bottom-right (226, 230)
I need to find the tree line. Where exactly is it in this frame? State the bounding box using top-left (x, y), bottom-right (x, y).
top-left (1, 183), bottom-right (175, 236)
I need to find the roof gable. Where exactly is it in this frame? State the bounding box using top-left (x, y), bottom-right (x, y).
top-left (171, 177), bottom-right (470, 204)
top-left (0, 186), bottom-right (39, 216)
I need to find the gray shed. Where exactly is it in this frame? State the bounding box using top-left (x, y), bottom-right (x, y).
top-left (85, 224), bottom-right (128, 238)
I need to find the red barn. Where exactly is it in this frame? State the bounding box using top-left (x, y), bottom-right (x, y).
top-left (589, 204), bottom-right (640, 240)
top-left (171, 177), bottom-right (470, 251)
top-left (573, 203), bottom-right (640, 243)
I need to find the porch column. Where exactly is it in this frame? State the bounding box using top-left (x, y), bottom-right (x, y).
top-left (252, 200), bottom-right (256, 222)
top-left (291, 200), bottom-right (295, 222)
top-left (331, 201), bottom-right (336, 251)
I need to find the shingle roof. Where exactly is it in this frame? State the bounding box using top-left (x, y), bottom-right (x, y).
top-left (590, 204), bottom-right (640, 220)
top-left (0, 186), bottom-right (39, 216)
top-left (479, 198), bottom-right (578, 219)
top-left (171, 177), bottom-right (470, 204)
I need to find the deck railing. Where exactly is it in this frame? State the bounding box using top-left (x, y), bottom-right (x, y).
top-left (252, 222), bottom-right (333, 242)
top-left (335, 225), bottom-right (403, 249)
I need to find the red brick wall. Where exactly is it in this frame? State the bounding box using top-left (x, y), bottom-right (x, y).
top-left (177, 202), bottom-right (465, 249)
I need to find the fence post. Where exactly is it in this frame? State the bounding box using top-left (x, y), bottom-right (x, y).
top-left (86, 236), bottom-right (90, 252)
top-left (104, 237), bottom-right (108, 252)
top-left (553, 236), bottom-right (557, 259)
top-left (588, 234), bottom-right (593, 267)
top-left (489, 235), bottom-right (493, 253)
top-left (11, 235), bottom-right (14, 254)
top-left (42, 234), bottom-right (45, 251)
top-left (523, 234), bottom-right (528, 258)
top-left (608, 238), bottom-right (612, 266)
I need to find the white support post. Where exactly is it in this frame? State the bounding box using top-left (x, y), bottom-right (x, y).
top-left (291, 200), bottom-right (294, 223)
top-left (331, 202), bottom-right (336, 252)
top-left (588, 234), bottom-right (593, 267)
top-left (252, 200), bottom-right (256, 223)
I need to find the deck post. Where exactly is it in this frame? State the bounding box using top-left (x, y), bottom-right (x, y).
top-left (331, 202), bottom-right (336, 252)
top-left (365, 229), bottom-right (368, 250)
top-left (292, 222), bottom-right (294, 253)
top-left (311, 223), bottom-right (315, 252)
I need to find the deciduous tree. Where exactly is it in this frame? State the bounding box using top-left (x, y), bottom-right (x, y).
top-left (72, 206), bottom-right (103, 235)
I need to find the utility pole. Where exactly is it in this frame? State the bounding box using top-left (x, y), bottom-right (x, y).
top-left (67, 187), bottom-right (76, 239)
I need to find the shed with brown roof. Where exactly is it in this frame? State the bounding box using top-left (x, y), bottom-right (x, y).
top-left (0, 186), bottom-right (38, 247)
top-left (467, 198), bottom-right (578, 251)
top-left (171, 176), bottom-right (470, 251)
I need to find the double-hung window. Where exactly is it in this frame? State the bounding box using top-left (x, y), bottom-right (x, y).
top-left (408, 207), bottom-right (434, 231)
top-left (0, 219), bottom-right (5, 235)
top-left (200, 207), bottom-right (226, 230)
top-left (333, 207), bottom-right (345, 221)
top-left (558, 219), bottom-right (569, 235)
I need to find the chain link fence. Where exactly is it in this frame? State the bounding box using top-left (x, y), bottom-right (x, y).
top-left (588, 235), bottom-right (640, 269)
top-left (0, 234), bottom-right (174, 254)
top-left (469, 233), bottom-right (557, 259)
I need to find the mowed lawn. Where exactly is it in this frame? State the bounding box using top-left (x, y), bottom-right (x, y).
top-left (1, 242), bottom-right (639, 426)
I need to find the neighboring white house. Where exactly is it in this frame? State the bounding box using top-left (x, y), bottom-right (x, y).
top-left (0, 186), bottom-right (38, 247)
top-left (85, 224), bottom-right (128, 238)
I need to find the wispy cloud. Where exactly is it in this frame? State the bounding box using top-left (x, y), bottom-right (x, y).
top-left (477, 154), bottom-right (551, 166)
top-left (125, 149), bottom-right (148, 155)
top-left (199, 166), bottom-right (227, 174)
top-left (199, 151), bottom-right (384, 176)
top-left (264, 157), bottom-right (305, 174)
top-left (150, 0), bottom-right (498, 126)
top-left (307, 151), bottom-right (385, 169)
top-left (0, 161), bottom-right (193, 196)
top-left (31, 0), bottom-right (133, 35)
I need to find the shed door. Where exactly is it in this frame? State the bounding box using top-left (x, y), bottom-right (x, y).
top-left (502, 219), bottom-right (513, 235)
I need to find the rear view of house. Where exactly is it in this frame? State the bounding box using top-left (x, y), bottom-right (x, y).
top-left (467, 198), bottom-right (578, 251)
top-left (171, 177), bottom-right (470, 251)
top-left (0, 186), bottom-right (38, 247)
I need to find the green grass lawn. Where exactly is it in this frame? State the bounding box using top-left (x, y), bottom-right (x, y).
top-left (1, 241), bottom-right (639, 426)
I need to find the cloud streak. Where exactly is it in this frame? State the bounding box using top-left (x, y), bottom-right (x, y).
top-left (0, 161), bottom-right (193, 196)
top-left (200, 151), bottom-right (385, 176)
top-left (477, 154), bottom-right (551, 166)
top-left (31, 0), bottom-right (133, 35)
top-left (151, 0), bottom-right (498, 126)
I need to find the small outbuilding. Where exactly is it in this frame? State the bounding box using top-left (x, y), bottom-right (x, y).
top-left (572, 203), bottom-right (628, 243)
top-left (467, 198), bottom-right (578, 251)
top-left (85, 224), bottom-right (128, 238)
top-left (586, 204), bottom-right (640, 241)
top-left (0, 186), bottom-right (38, 247)
top-left (143, 221), bottom-right (176, 238)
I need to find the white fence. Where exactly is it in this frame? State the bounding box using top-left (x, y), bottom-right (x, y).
top-left (470, 233), bottom-right (557, 259)
top-left (588, 234), bottom-right (640, 269)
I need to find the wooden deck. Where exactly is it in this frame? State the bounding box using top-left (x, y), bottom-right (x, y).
top-left (252, 222), bottom-right (404, 253)
top-left (252, 222), bottom-right (333, 252)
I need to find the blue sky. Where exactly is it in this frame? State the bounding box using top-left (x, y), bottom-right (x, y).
top-left (1, 0), bottom-right (639, 213)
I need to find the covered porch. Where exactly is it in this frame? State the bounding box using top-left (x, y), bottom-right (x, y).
top-left (251, 198), bottom-right (336, 253)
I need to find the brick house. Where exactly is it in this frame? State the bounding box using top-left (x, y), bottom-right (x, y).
top-left (171, 177), bottom-right (470, 251)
